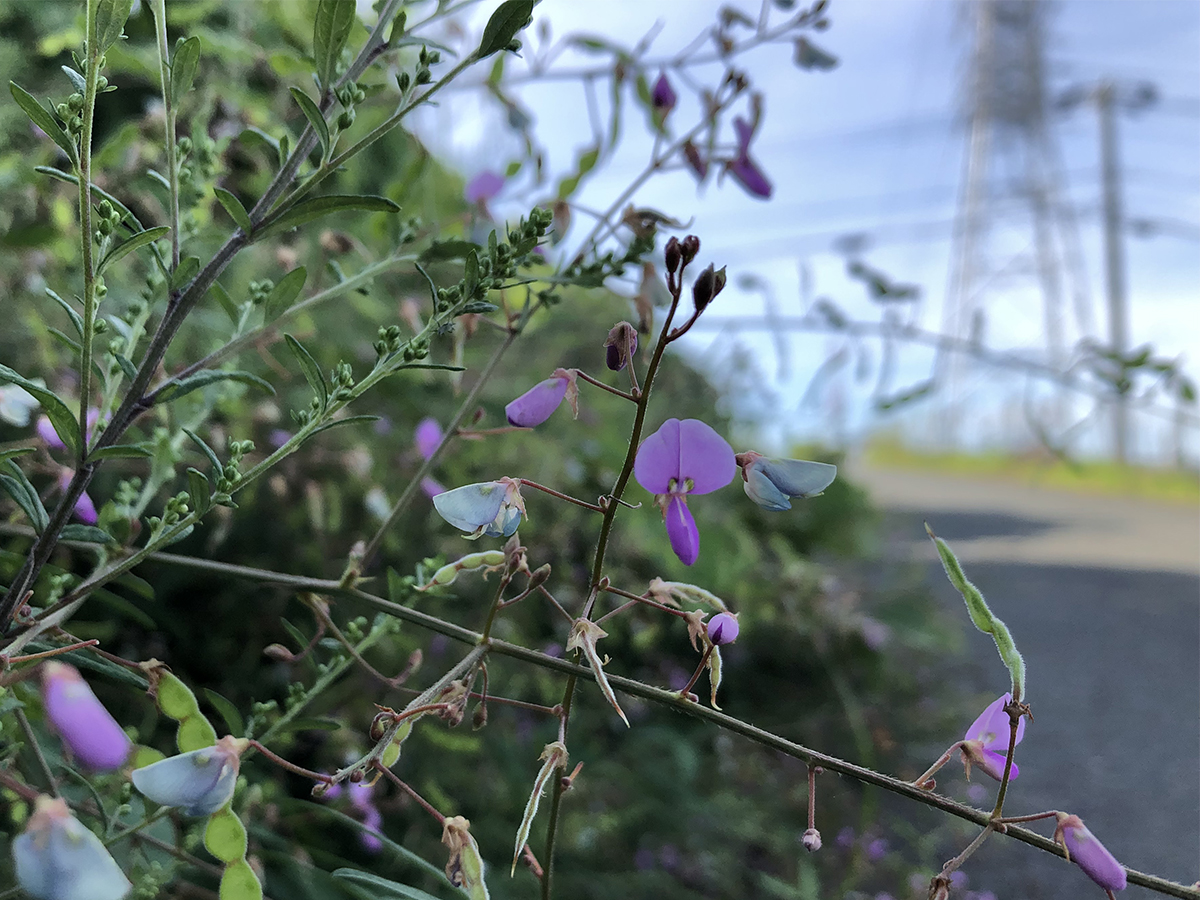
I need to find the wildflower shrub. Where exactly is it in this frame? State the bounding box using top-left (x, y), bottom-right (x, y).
top-left (0, 3), bottom-right (1188, 900)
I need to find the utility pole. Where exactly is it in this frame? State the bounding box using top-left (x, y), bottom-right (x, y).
top-left (1097, 81), bottom-right (1129, 462)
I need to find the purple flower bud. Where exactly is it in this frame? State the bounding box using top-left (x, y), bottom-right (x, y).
top-left (707, 612), bottom-right (740, 645)
top-left (682, 140), bottom-right (709, 182)
top-left (1055, 813), bottom-right (1127, 892)
top-left (681, 235), bottom-right (700, 266)
top-left (691, 263), bottom-right (726, 313)
top-left (414, 417), bottom-right (443, 460)
top-left (41, 662), bottom-right (131, 771)
top-left (664, 237), bottom-right (682, 274)
top-left (505, 369), bottom-right (577, 428)
top-left (465, 170), bottom-right (504, 205)
top-left (960, 693), bottom-right (1026, 782)
top-left (12, 796), bottom-right (131, 900)
top-left (727, 117), bottom-right (773, 199)
top-left (131, 735), bottom-right (245, 816)
top-left (736, 452), bottom-right (837, 511)
top-left (652, 73), bottom-right (677, 119)
top-left (801, 828), bottom-right (822, 852)
top-left (604, 322), bottom-right (638, 371)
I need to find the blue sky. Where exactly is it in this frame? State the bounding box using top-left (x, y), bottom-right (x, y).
top-left (414, 0), bottom-right (1200, 462)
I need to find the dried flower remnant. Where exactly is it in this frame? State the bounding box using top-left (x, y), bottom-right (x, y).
top-left (41, 662), bottom-right (131, 771)
top-left (131, 735), bottom-right (245, 816)
top-left (634, 418), bottom-right (735, 565)
top-left (604, 322), bottom-right (638, 371)
top-left (505, 368), bottom-right (578, 428)
top-left (801, 828), bottom-right (822, 852)
top-left (727, 116), bottom-right (773, 199)
top-left (1054, 813), bottom-right (1127, 893)
top-left (12, 796), bottom-right (131, 900)
top-left (961, 693), bottom-right (1026, 782)
top-left (736, 451), bottom-right (837, 511)
top-left (442, 815), bottom-right (490, 899)
top-left (433, 478), bottom-right (526, 540)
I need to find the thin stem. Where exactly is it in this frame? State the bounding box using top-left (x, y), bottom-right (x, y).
top-left (678, 644), bottom-right (714, 697)
top-left (517, 479), bottom-right (604, 513)
top-left (15, 708), bottom-right (58, 797)
top-left (149, 0), bottom-right (180, 269)
top-left (246, 740), bottom-right (332, 783)
top-left (807, 765), bottom-right (819, 830)
top-left (76, 0), bottom-right (102, 461)
top-left (598, 583), bottom-right (691, 620)
top-left (997, 810), bottom-right (1060, 825)
top-left (990, 705), bottom-right (1022, 818)
top-left (374, 765), bottom-right (445, 825)
top-left (912, 742), bottom-right (963, 791)
top-left (573, 369), bottom-right (636, 402)
top-left (478, 574), bottom-right (512, 644)
top-left (940, 823), bottom-right (994, 878)
top-left (538, 585), bottom-right (576, 625)
top-left (5, 639), bottom-right (98, 665)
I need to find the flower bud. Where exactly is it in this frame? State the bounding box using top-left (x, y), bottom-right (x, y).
top-left (664, 237), bottom-right (682, 274)
top-left (691, 264), bottom-right (726, 313)
top-left (604, 322), bottom-right (638, 371)
top-left (41, 662), bottom-right (131, 771)
top-left (1054, 812), bottom-right (1127, 892)
top-left (706, 612), bottom-right (740, 645)
top-left (681, 234), bottom-right (700, 266)
top-left (801, 828), bottom-right (822, 852)
top-left (505, 369), bottom-right (578, 428)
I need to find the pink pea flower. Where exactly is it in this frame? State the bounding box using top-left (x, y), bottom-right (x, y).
top-left (57, 470), bottom-right (97, 525)
top-left (465, 170), bottom-right (504, 206)
top-left (726, 117), bottom-right (773, 199)
top-left (505, 368), bottom-right (578, 428)
top-left (707, 612), bottom-right (739, 645)
top-left (12, 796), bottom-right (131, 900)
top-left (1054, 813), bottom-right (1126, 893)
top-left (961, 693), bottom-right (1026, 782)
top-left (131, 735), bottom-right (245, 816)
top-left (413, 418), bottom-right (446, 498)
top-left (634, 419), bottom-right (735, 565)
top-left (326, 780), bottom-right (384, 853)
top-left (38, 408), bottom-right (100, 451)
top-left (41, 662), bottom-right (131, 771)
top-left (736, 451), bottom-right (837, 511)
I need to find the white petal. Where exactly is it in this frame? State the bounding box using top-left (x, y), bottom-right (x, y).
top-left (433, 482), bottom-right (506, 533)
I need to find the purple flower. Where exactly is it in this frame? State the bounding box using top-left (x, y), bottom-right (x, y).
top-left (415, 417), bottom-right (442, 460)
top-left (465, 170), bottom-right (504, 206)
top-left (58, 470), bottom-right (97, 525)
top-left (1055, 813), bottom-right (1126, 892)
top-left (131, 735), bottom-right (245, 816)
top-left (961, 694), bottom-right (1026, 782)
top-left (707, 612), bottom-right (740, 645)
top-left (38, 409), bottom-right (100, 451)
top-left (866, 837), bottom-right (889, 861)
top-left (652, 72), bottom-right (677, 122)
top-left (41, 662), bottom-right (131, 771)
top-left (736, 451), bottom-right (837, 511)
top-left (433, 478), bottom-right (526, 539)
top-left (12, 796), bottom-right (131, 900)
top-left (505, 369), bottom-right (578, 428)
top-left (326, 780), bottom-right (384, 853)
top-left (726, 116), bottom-right (773, 199)
top-left (634, 419), bottom-right (735, 565)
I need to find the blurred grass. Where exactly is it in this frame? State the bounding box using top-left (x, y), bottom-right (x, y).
top-left (864, 438), bottom-right (1200, 506)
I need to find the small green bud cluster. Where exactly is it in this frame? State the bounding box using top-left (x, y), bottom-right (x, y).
top-left (330, 360), bottom-right (354, 402)
top-left (214, 439), bottom-right (255, 499)
top-left (114, 477), bottom-right (142, 508)
top-left (397, 45), bottom-right (442, 94)
top-left (145, 491), bottom-right (191, 535)
top-left (343, 615), bottom-right (369, 642)
top-left (248, 279), bottom-right (275, 305)
top-left (94, 199), bottom-right (123, 241)
top-left (335, 81), bottom-right (367, 130)
top-left (46, 572), bottom-right (77, 605)
top-left (177, 133), bottom-right (217, 206)
top-left (373, 324), bottom-right (405, 360)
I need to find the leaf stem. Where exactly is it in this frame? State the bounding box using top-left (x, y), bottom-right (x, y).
top-left (76, 0), bottom-right (102, 462)
top-left (149, 0), bottom-right (180, 269)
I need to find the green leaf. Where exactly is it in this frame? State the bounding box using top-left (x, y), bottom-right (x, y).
top-left (157, 370), bottom-right (276, 403)
top-left (213, 188), bottom-right (252, 234)
top-left (556, 144), bottom-right (600, 199)
top-left (459, 300), bottom-right (497, 315)
top-left (208, 282), bottom-right (240, 325)
top-left (0, 365), bottom-right (81, 456)
top-left (187, 467), bottom-right (211, 516)
top-left (98, 226), bottom-right (171, 275)
top-left (313, 0), bottom-right (357, 91)
top-left (264, 266), bottom-right (308, 319)
top-left (0, 448), bottom-right (35, 464)
top-left (203, 690), bottom-right (245, 738)
top-left (112, 353), bottom-right (138, 381)
top-left (462, 248), bottom-right (479, 299)
top-left (61, 66), bottom-right (87, 94)
top-left (46, 289), bottom-right (84, 338)
top-left (87, 444), bottom-right (153, 460)
top-left (60, 524), bottom-right (114, 544)
top-left (927, 524), bottom-right (1026, 701)
top-left (183, 428), bottom-right (222, 475)
top-left (284, 334), bottom-right (327, 410)
top-left (333, 871), bottom-right (442, 900)
top-left (10, 82), bottom-right (77, 164)
top-left (478, 0), bottom-right (536, 59)
top-left (35, 167), bottom-right (141, 230)
top-left (307, 414), bottom-right (379, 438)
top-left (204, 806), bottom-right (248, 863)
top-left (169, 36), bottom-right (202, 106)
top-left (289, 87), bottom-right (330, 158)
top-left (419, 239), bottom-right (478, 263)
top-left (254, 195), bottom-right (399, 242)
top-left (172, 256), bottom-right (201, 290)
top-left (94, 0), bottom-right (135, 53)
top-left (219, 858), bottom-right (262, 900)
top-left (0, 461), bottom-right (49, 533)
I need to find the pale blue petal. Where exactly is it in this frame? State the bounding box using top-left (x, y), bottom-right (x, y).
top-left (433, 482), bottom-right (506, 533)
top-left (131, 746), bottom-right (236, 816)
top-left (482, 505), bottom-right (522, 537)
top-left (14, 817), bottom-right (131, 900)
top-left (759, 458), bottom-right (837, 498)
top-left (743, 467), bottom-right (792, 511)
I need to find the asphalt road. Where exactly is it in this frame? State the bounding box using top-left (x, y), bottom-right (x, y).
top-left (851, 464), bottom-right (1200, 899)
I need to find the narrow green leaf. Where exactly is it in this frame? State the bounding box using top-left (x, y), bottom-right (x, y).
top-left (208, 282), bottom-right (240, 325)
top-left (10, 82), bottom-right (77, 164)
top-left (94, 0), bottom-right (135, 53)
top-left (395, 363), bottom-right (466, 372)
top-left (386, 568), bottom-right (407, 603)
top-left (0, 365), bottom-right (81, 456)
top-left (418, 239), bottom-right (478, 263)
top-left (254, 195), bottom-right (399, 242)
top-left (0, 448), bottom-right (35, 464)
top-left (478, 0), bottom-right (536, 59)
top-left (413, 262), bottom-right (439, 305)
top-left (157, 370), bottom-right (276, 404)
top-left (112, 353), bottom-right (138, 381)
top-left (183, 428), bottom-right (222, 475)
top-left (0, 461), bottom-right (49, 533)
top-left (187, 467), bottom-right (211, 516)
top-left (87, 444), bottom-right (153, 460)
top-left (99, 226), bottom-right (171, 275)
top-left (213, 188), bottom-right (252, 234)
top-left (48, 328), bottom-right (83, 356)
top-left (279, 617), bottom-right (310, 651)
top-left (264, 267), bottom-right (308, 320)
top-left (462, 248), bottom-right (479, 299)
top-left (60, 524), bottom-right (114, 544)
top-left (313, 0), bottom-right (357, 91)
top-left (289, 87), bottom-right (330, 158)
top-left (169, 36), bottom-right (202, 106)
top-left (45, 288), bottom-right (84, 338)
top-left (203, 690), bottom-right (245, 738)
top-left (284, 334), bottom-right (327, 409)
top-left (61, 66), bottom-right (87, 94)
top-left (333, 871), bottom-right (442, 900)
top-left (171, 255), bottom-right (201, 290)
top-left (307, 414), bottom-right (379, 438)
top-left (35, 167), bottom-right (139, 228)
top-left (458, 300), bottom-right (497, 316)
